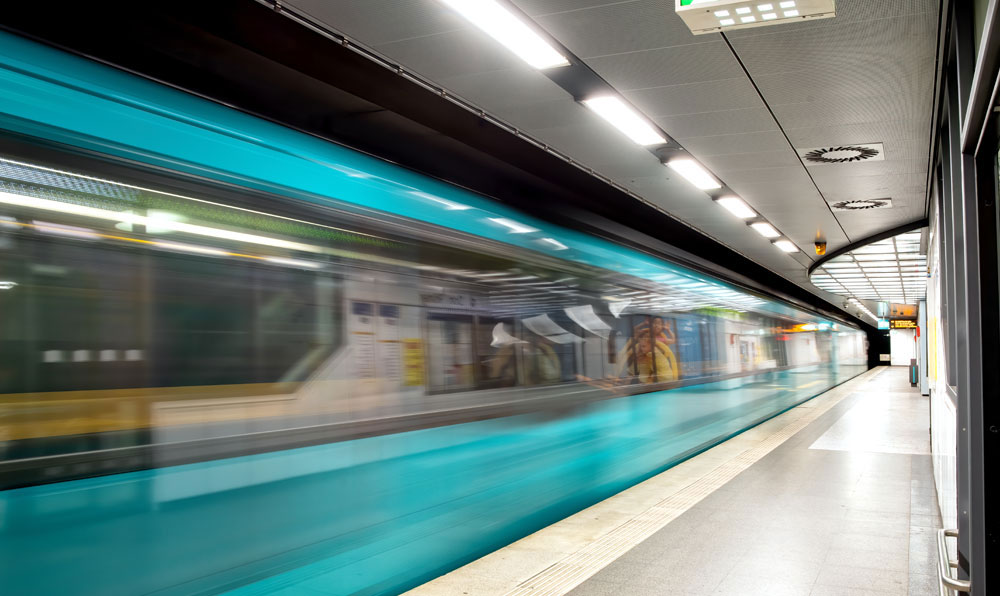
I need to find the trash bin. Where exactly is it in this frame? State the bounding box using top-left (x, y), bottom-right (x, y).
top-left (910, 358), bottom-right (919, 387)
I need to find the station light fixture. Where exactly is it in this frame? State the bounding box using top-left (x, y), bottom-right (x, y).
top-left (582, 96), bottom-right (667, 146)
top-left (715, 196), bottom-right (756, 219)
top-left (750, 221), bottom-right (780, 238)
top-left (439, 0), bottom-right (569, 69)
top-left (667, 158), bottom-right (722, 190)
top-left (773, 239), bottom-right (799, 252)
top-left (675, 0), bottom-right (835, 35)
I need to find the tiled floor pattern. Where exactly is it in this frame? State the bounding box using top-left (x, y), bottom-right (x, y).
top-left (408, 367), bottom-right (941, 596)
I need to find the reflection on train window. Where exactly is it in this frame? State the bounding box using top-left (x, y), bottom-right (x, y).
top-left (426, 314), bottom-right (475, 392)
top-left (476, 317), bottom-right (517, 389)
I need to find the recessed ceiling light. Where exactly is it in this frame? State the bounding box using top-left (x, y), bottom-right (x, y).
top-left (761, 12), bottom-right (778, 20)
top-left (779, 1), bottom-right (796, 7)
top-left (439, 0), bottom-right (569, 69)
top-left (774, 240), bottom-right (798, 252)
top-left (716, 196), bottom-right (757, 219)
top-left (667, 158), bottom-right (722, 190)
top-left (750, 222), bottom-right (780, 238)
top-left (757, 3), bottom-right (774, 10)
top-left (720, 18), bottom-right (736, 25)
top-left (582, 96), bottom-right (666, 146)
top-left (714, 9), bottom-right (730, 17)
top-left (741, 15), bottom-right (757, 23)
top-left (736, 7), bottom-right (752, 14)
top-left (784, 9), bottom-right (800, 17)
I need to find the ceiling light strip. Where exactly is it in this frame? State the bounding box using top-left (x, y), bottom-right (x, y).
top-left (438, 0), bottom-right (569, 69)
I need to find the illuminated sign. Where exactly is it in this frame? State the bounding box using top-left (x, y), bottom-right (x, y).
top-left (891, 320), bottom-right (917, 329)
top-left (676, 0), bottom-right (836, 35)
top-left (890, 303), bottom-right (918, 318)
top-left (877, 319), bottom-right (890, 330)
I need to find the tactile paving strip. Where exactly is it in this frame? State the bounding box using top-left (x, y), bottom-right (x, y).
top-left (502, 369), bottom-right (882, 596)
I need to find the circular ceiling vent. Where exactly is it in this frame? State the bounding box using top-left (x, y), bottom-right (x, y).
top-left (830, 199), bottom-right (892, 211)
top-left (803, 145), bottom-right (881, 163)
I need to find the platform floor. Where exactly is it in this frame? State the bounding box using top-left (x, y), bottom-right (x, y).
top-left (406, 366), bottom-right (941, 596)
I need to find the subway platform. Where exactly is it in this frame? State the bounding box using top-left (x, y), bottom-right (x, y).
top-left (407, 367), bottom-right (941, 596)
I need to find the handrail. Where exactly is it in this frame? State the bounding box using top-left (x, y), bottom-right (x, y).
top-left (937, 529), bottom-right (972, 594)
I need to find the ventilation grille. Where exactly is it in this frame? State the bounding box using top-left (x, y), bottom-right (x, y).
top-left (799, 143), bottom-right (884, 165)
top-left (831, 198), bottom-right (892, 211)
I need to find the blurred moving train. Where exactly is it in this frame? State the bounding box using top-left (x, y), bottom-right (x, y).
top-left (0, 31), bottom-right (867, 596)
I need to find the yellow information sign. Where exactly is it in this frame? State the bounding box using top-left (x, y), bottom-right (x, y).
top-left (890, 319), bottom-right (917, 329)
top-left (402, 339), bottom-right (425, 386)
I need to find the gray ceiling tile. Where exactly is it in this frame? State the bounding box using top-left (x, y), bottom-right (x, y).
top-left (515, 0), bottom-right (628, 17)
top-left (809, 158), bottom-right (927, 180)
top-left (702, 151), bottom-right (802, 173)
top-left (622, 78), bottom-right (763, 118)
top-left (533, 0), bottom-right (702, 58)
top-left (679, 131), bottom-right (790, 156)
top-left (656, 107), bottom-right (778, 138)
top-left (587, 42), bottom-right (745, 90)
top-left (782, 120), bottom-right (931, 148)
top-left (727, 13), bottom-right (937, 78)
top-left (769, 95), bottom-right (929, 130)
top-left (725, 0), bottom-right (939, 40)
top-left (719, 166), bottom-right (812, 186)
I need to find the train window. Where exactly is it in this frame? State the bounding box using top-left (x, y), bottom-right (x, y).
top-left (476, 316), bottom-right (518, 389)
top-left (425, 313), bottom-right (475, 392)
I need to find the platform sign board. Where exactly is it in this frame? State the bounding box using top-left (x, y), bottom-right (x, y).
top-left (877, 319), bottom-right (890, 330)
top-left (891, 320), bottom-right (917, 329)
top-left (889, 303), bottom-right (918, 318)
top-left (676, 0), bottom-right (836, 35)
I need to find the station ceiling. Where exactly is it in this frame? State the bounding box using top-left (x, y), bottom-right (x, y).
top-left (279, 0), bottom-right (940, 307)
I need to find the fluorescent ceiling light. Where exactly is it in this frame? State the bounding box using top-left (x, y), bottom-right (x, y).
top-left (439, 0), bottom-right (569, 69)
top-left (716, 196), bottom-right (756, 219)
top-left (774, 240), bottom-right (798, 252)
top-left (582, 96), bottom-right (666, 146)
top-left (779, 1), bottom-right (796, 7)
top-left (488, 217), bottom-right (539, 234)
top-left (735, 7), bottom-right (751, 14)
top-left (758, 3), bottom-right (774, 10)
top-left (784, 9), bottom-right (799, 16)
top-left (720, 18), bottom-right (736, 25)
top-left (740, 15), bottom-right (756, 23)
top-left (667, 158), bottom-right (721, 190)
top-left (714, 9), bottom-right (730, 16)
top-left (750, 222), bottom-right (780, 238)
top-left (762, 12), bottom-right (778, 20)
